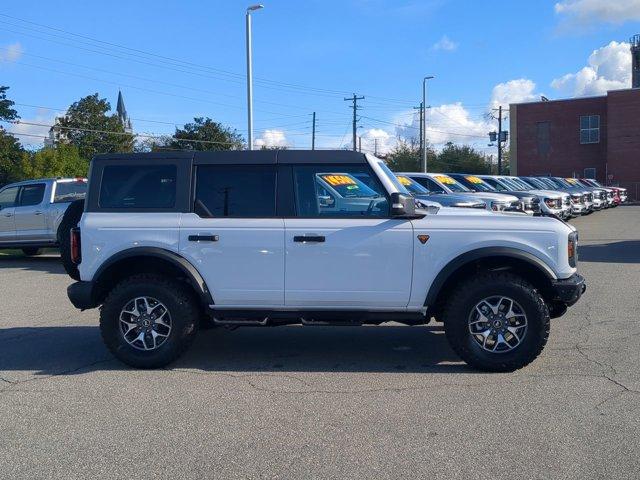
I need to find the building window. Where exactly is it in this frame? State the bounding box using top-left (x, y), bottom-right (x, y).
top-left (584, 168), bottom-right (596, 179)
top-left (580, 115), bottom-right (600, 144)
top-left (536, 122), bottom-right (551, 156)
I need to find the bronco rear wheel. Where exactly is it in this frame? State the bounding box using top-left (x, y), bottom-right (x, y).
top-left (442, 271), bottom-right (550, 372)
top-left (100, 274), bottom-right (199, 368)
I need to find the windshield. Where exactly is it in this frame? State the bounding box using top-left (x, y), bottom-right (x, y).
top-left (317, 173), bottom-right (381, 198)
top-left (499, 177), bottom-right (523, 191)
top-left (553, 177), bottom-right (575, 188)
top-left (482, 177), bottom-right (508, 191)
top-left (522, 177), bottom-right (547, 189)
top-left (509, 177), bottom-right (533, 190)
top-left (53, 180), bottom-right (87, 203)
top-left (431, 174), bottom-right (470, 192)
top-left (395, 175), bottom-right (430, 195)
top-left (376, 161), bottom-right (411, 195)
top-left (458, 175), bottom-right (496, 192)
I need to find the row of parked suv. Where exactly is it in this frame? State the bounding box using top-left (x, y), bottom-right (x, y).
top-left (391, 172), bottom-right (626, 219)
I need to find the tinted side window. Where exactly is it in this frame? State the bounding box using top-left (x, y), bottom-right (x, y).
top-left (195, 165), bottom-right (276, 217)
top-left (54, 181), bottom-right (87, 203)
top-left (19, 184), bottom-right (45, 207)
top-left (99, 165), bottom-right (176, 209)
top-left (0, 186), bottom-right (19, 209)
top-left (292, 164), bottom-right (389, 217)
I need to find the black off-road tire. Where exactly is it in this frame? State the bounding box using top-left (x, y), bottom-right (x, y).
top-left (100, 274), bottom-right (200, 368)
top-left (442, 271), bottom-right (550, 372)
top-left (58, 199), bottom-right (85, 280)
top-left (21, 247), bottom-right (42, 256)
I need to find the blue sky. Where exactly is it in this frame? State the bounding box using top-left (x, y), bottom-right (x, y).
top-left (1, 0), bottom-right (639, 153)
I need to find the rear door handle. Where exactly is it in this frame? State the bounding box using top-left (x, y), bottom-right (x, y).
top-left (3, 213), bottom-right (13, 217)
top-left (294, 235), bottom-right (325, 243)
top-left (188, 234), bottom-right (219, 242)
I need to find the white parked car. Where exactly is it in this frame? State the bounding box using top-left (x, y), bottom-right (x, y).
top-left (66, 151), bottom-right (585, 372)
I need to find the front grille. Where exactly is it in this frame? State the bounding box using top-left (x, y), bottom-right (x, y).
top-left (586, 193), bottom-right (593, 202)
top-left (563, 197), bottom-right (571, 206)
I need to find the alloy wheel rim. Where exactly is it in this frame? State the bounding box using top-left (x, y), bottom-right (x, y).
top-left (119, 296), bottom-right (172, 351)
top-left (468, 296), bottom-right (528, 353)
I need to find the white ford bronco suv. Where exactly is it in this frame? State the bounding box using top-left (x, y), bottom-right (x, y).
top-left (66, 151), bottom-right (585, 371)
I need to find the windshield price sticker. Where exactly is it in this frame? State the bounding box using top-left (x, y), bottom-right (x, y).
top-left (565, 178), bottom-right (578, 184)
top-left (322, 174), bottom-right (357, 187)
top-left (435, 175), bottom-right (456, 185)
top-left (465, 176), bottom-right (483, 184)
top-left (396, 175), bottom-right (413, 186)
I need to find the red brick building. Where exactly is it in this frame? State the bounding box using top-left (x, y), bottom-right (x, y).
top-left (509, 88), bottom-right (640, 200)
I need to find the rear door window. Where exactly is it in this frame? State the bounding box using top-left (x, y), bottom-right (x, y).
top-left (194, 165), bottom-right (276, 217)
top-left (18, 184), bottom-right (45, 207)
top-left (99, 165), bottom-right (177, 209)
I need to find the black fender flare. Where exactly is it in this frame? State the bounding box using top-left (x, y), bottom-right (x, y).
top-left (424, 247), bottom-right (557, 307)
top-left (93, 247), bottom-right (213, 305)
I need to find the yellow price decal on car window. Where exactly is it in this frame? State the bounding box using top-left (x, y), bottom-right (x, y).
top-left (321, 174), bottom-right (357, 187)
top-left (465, 176), bottom-right (483, 184)
top-left (396, 175), bottom-right (413, 186)
top-left (565, 178), bottom-right (578, 184)
top-left (434, 175), bottom-right (456, 185)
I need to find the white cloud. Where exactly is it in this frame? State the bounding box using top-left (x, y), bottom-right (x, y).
top-left (0, 42), bottom-right (24, 63)
top-left (555, 0), bottom-right (640, 25)
top-left (11, 109), bottom-right (60, 147)
top-left (360, 128), bottom-right (393, 154)
top-left (254, 129), bottom-right (288, 149)
top-left (490, 79), bottom-right (540, 109)
top-left (551, 41), bottom-right (631, 96)
top-left (394, 102), bottom-right (492, 147)
top-left (432, 35), bottom-right (458, 52)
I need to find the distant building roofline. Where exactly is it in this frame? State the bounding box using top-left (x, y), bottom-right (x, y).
top-left (510, 87), bottom-right (639, 107)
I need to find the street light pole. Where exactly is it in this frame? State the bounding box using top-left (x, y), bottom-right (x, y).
top-left (422, 75), bottom-right (434, 172)
top-left (246, 4), bottom-right (264, 150)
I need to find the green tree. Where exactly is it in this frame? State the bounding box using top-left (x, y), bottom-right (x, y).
top-left (54, 93), bottom-right (134, 159)
top-left (168, 117), bottom-right (244, 151)
top-left (0, 132), bottom-right (27, 186)
top-left (0, 86), bottom-right (24, 186)
top-left (433, 142), bottom-right (491, 174)
top-left (0, 86), bottom-right (19, 122)
top-left (385, 138), bottom-right (435, 172)
top-left (18, 144), bottom-right (88, 179)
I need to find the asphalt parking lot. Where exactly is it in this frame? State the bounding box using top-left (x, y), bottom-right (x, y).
top-left (1, 206), bottom-right (639, 479)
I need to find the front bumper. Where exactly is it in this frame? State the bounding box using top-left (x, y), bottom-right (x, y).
top-left (67, 281), bottom-right (98, 310)
top-left (550, 273), bottom-right (586, 307)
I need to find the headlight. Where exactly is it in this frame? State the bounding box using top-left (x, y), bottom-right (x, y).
top-left (491, 201), bottom-right (505, 211)
top-left (544, 198), bottom-right (558, 208)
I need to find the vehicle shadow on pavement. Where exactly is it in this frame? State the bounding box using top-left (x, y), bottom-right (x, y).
top-left (579, 240), bottom-right (640, 264)
top-left (0, 255), bottom-right (65, 275)
top-left (0, 324), bottom-right (469, 376)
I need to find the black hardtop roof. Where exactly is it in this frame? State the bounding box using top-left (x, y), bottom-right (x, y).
top-left (92, 150), bottom-right (368, 165)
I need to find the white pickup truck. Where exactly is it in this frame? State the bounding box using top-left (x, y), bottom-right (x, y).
top-left (66, 151), bottom-right (585, 372)
top-left (0, 177), bottom-right (86, 255)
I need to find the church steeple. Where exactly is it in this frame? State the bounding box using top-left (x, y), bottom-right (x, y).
top-left (116, 90), bottom-right (132, 132)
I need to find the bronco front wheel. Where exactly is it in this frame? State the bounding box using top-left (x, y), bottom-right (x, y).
top-left (442, 272), bottom-right (550, 372)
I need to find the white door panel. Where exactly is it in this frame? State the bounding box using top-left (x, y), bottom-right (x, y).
top-left (179, 214), bottom-right (285, 307)
top-left (284, 219), bottom-right (414, 308)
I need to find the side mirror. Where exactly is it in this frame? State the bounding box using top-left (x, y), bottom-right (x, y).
top-left (318, 195), bottom-right (335, 208)
top-left (390, 192), bottom-right (416, 217)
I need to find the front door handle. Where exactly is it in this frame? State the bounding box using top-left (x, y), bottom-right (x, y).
top-left (3, 213), bottom-right (13, 217)
top-left (34, 211), bottom-right (43, 215)
top-left (188, 234), bottom-right (219, 242)
top-left (294, 235), bottom-right (325, 243)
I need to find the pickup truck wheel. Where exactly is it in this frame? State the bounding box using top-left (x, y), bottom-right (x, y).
top-left (58, 199), bottom-right (84, 281)
top-left (100, 274), bottom-right (200, 368)
top-left (442, 272), bottom-right (550, 372)
top-left (21, 247), bottom-right (42, 256)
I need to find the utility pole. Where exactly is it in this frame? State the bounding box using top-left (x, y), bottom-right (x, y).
top-left (311, 111), bottom-right (316, 150)
top-left (374, 138), bottom-right (378, 156)
top-left (413, 102), bottom-right (424, 158)
top-left (358, 136), bottom-right (362, 153)
top-left (497, 105), bottom-right (502, 175)
top-left (344, 93), bottom-right (364, 151)
top-left (245, 4), bottom-right (264, 150)
top-left (422, 76), bottom-right (434, 172)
